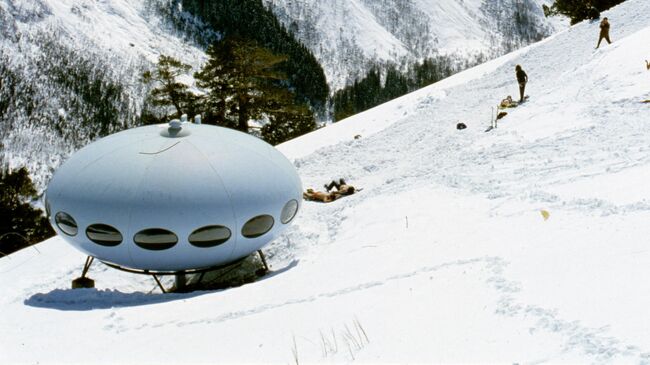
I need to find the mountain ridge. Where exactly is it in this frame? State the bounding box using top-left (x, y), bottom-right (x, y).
top-left (264, 0), bottom-right (564, 88)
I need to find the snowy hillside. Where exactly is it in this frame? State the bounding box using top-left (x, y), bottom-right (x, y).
top-left (0, 0), bottom-right (211, 188)
top-left (1, 0), bottom-right (563, 191)
top-left (2, 0), bottom-right (650, 363)
top-left (265, 0), bottom-right (564, 88)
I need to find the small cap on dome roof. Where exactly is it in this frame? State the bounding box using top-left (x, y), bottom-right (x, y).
top-left (169, 119), bottom-right (182, 130)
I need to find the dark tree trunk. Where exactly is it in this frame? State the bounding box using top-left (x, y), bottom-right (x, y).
top-left (237, 95), bottom-right (249, 132)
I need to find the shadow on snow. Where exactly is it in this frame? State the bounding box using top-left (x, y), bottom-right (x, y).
top-left (23, 260), bottom-right (299, 311)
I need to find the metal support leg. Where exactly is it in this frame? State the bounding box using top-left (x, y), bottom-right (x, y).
top-left (72, 256), bottom-right (95, 289)
top-left (81, 256), bottom-right (94, 278)
top-left (256, 250), bottom-right (269, 277)
top-left (258, 250), bottom-right (269, 271)
top-left (152, 275), bottom-right (167, 294)
top-left (197, 272), bottom-right (206, 284)
top-left (175, 273), bottom-right (187, 292)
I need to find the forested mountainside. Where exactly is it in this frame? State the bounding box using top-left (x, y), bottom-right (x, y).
top-left (0, 0), bottom-right (562, 192)
top-left (1, 0), bottom-right (203, 190)
top-left (0, 0), bottom-right (327, 192)
top-left (0, 0), bottom-right (564, 205)
top-left (178, 0), bottom-right (328, 110)
top-left (264, 0), bottom-right (562, 89)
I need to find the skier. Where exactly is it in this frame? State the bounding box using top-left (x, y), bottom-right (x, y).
top-left (596, 17), bottom-right (611, 48)
top-left (515, 65), bottom-right (528, 103)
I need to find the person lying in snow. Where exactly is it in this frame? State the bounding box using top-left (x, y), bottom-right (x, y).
top-left (324, 178), bottom-right (355, 194)
top-left (303, 189), bottom-right (334, 202)
top-left (303, 179), bottom-right (356, 203)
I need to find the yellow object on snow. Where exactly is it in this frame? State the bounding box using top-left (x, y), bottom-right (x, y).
top-left (540, 210), bottom-right (550, 221)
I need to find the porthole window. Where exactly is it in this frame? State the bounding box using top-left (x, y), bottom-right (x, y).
top-left (242, 215), bottom-right (274, 238)
top-left (134, 228), bottom-right (178, 251)
top-left (86, 224), bottom-right (123, 247)
top-left (281, 199), bottom-right (299, 224)
top-left (55, 212), bottom-right (78, 236)
top-left (189, 225), bottom-right (231, 248)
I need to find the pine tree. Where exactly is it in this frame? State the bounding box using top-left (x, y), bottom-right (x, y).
top-left (383, 66), bottom-right (408, 100)
top-left (332, 55), bottom-right (459, 121)
top-left (180, 0), bottom-right (329, 112)
top-left (195, 37), bottom-right (315, 140)
top-left (544, 0), bottom-right (626, 24)
top-left (142, 55), bottom-right (196, 119)
top-left (261, 92), bottom-right (316, 145)
top-left (0, 162), bottom-right (54, 257)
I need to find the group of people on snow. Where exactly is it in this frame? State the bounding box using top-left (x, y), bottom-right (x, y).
top-left (510, 17), bottom-right (613, 109)
top-left (307, 19), bottom-right (620, 198)
top-left (303, 178), bottom-right (357, 203)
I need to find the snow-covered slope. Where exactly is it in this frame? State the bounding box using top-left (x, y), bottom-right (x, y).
top-left (2, 0), bottom-right (650, 363)
top-left (1, 0), bottom-right (561, 190)
top-left (264, 0), bottom-right (564, 88)
top-left (0, 0), bottom-right (210, 188)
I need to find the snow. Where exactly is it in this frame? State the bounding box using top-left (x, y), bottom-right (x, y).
top-left (1, 0), bottom-right (213, 189)
top-left (40, 0), bottom-right (208, 65)
top-left (265, 0), bottom-right (563, 89)
top-left (3, 0), bottom-right (650, 363)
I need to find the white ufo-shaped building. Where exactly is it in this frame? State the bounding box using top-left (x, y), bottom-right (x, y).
top-left (45, 119), bottom-right (302, 273)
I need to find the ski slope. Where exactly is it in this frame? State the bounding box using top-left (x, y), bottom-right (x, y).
top-left (2, 0), bottom-right (650, 363)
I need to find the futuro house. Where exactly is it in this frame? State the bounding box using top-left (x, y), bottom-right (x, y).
top-left (45, 118), bottom-right (302, 273)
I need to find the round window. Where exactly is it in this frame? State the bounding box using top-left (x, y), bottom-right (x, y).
top-left (86, 224), bottom-right (123, 247)
top-left (134, 228), bottom-right (178, 251)
top-left (281, 200), bottom-right (299, 224)
top-left (242, 215), bottom-right (274, 238)
top-left (189, 225), bottom-right (231, 248)
top-left (55, 212), bottom-right (78, 236)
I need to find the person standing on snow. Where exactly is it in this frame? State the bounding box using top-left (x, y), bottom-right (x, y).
top-left (596, 17), bottom-right (612, 48)
top-left (515, 65), bottom-right (528, 103)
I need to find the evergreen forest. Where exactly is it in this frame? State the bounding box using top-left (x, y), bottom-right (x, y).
top-left (179, 0), bottom-right (329, 112)
top-left (334, 58), bottom-right (446, 122)
top-left (544, 0), bottom-right (627, 24)
top-left (0, 156), bottom-right (54, 257)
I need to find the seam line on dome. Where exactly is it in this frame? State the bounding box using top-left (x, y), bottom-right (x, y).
top-left (139, 141), bottom-right (181, 155)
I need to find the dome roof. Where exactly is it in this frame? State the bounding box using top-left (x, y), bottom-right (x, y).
top-left (46, 122), bottom-right (302, 272)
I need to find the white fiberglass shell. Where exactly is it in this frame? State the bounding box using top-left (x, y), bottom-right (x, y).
top-left (45, 122), bottom-right (302, 272)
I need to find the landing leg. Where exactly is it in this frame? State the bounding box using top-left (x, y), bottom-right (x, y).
top-left (256, 250), bottom-right (269, 277)
top-left (174, 273), bottom-right (188, 293)
top-left (72, 256), bottom-right (95, 289)
top-left (152, 275), bottom-right (167, 294)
